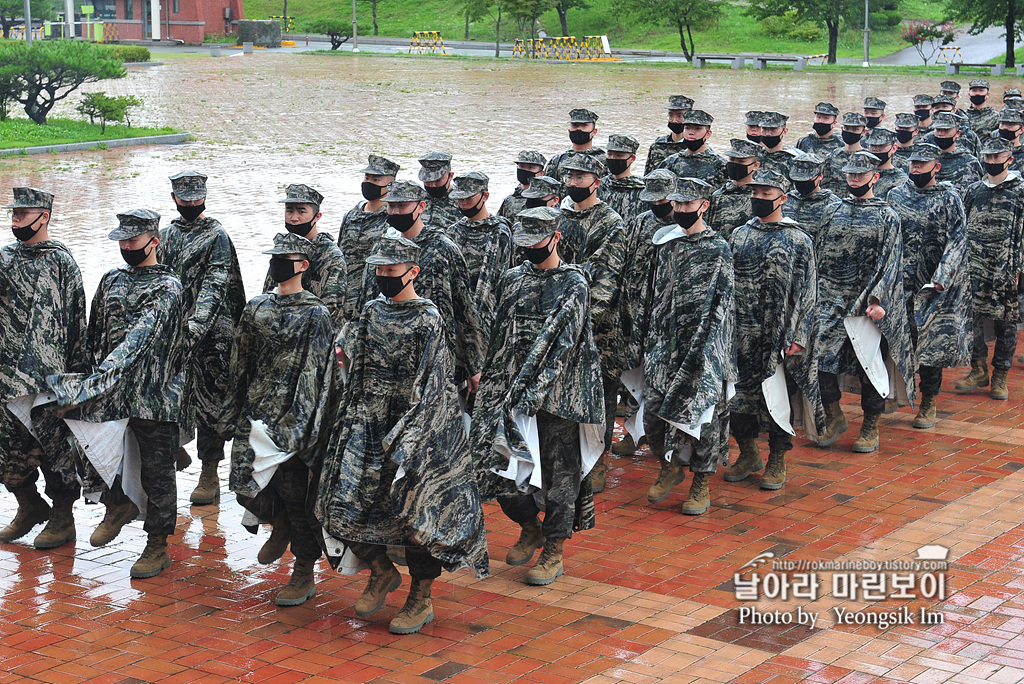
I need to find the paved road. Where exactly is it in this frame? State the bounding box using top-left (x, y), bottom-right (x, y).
top-left (874, 25), bottom-right (1024, 65)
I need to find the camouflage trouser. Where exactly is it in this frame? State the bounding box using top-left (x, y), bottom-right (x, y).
top-left (643, 395), bottom-right (724, 474)
top-left (972, 317), bottom-right (1018, 371)
top-left (236, 456), bottom-right (321, 562)
top-left (497, 410), bottom-right (595, 540)
top-left (348, 541), bottom-right (442, 580)
top-left (197, 425), bottom-right (226, 464)
top-left (731, 367), bottom-right (799, 453)
top-left (906, 298), bottom-right (945, 396)
top-left (820, 372), bottom-right (884, 414)
top-left (0, 404), bottom-right (80, 502)
top-left (602, 375), bottom-right (618, 456)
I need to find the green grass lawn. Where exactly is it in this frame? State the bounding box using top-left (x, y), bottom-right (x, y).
top-left (0, 116), bottom-right (179, 150)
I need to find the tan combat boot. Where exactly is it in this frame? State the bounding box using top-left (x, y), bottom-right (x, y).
top-left (33, 498), bottom-right (76, 549)
top-left (647, 457), bottom-right (686, 503)
top-left (681, 472), bottom-right (710, 515)
top-left (525, 537), bottom-right (565, 586)
top-left (882, 397), bottom-right (898, 414)
top-left (913, 393), bottom-right (937, 428)
top-left (90, 498), bottom-right (139, 547)
top-left (723, 438), bottom-right (763, 482)
top-left (505, 516), bottom-right (544, 566)
top-left (954, 359), bottom-right (989, 392)
top-left (389, 578), bottom-right (434, 634)
top-left (275, 557), bottom-right (316, 606)
top-left (175, 447), bottom-right (191, 472)
top-left (258, 513), bottom-right (291, 565)
top-left (991, 368), bottom-right (1009, 400)
top-left (759, 448), bottom-right (787, 490)
top-left (131, 533), bottom-right (171, 579)
top-left (852, 413), bottom-right (880, 453)
top-left (0, 486), bottom-right (49, 543)
top-left (612, 434), bottom-right (636, 455)
top-left (590, 453), bottom-right (608, 493)
top-left (815, 401), bottom-right (849, 447)
top-left (354, 554), bottom-right (402, 617)
top-left (190, 460), bottom-right (220, 505)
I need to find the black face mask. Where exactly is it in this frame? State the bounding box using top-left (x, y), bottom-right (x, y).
top-left (569, 129), bottom-right (592, 145)
top-left (847, 182), bottom-right (872, 197)
top-left (567, 183), bottom-right (596, 203)
top-left (523, 235), bottom-right (555, 264)
top-left (970, 94), bottom-right (987, 106)
top-left (812, 122), bottom-right (834, 137)
top-left (726, 161), bottom-right (753, 181)
top-left (269, 257), bottom-right (301, 283)
top-left (841, 130), bottom-right (862, 146)
top-left (794, 179), bottom-right (818, 196)
top-left (11, 211), bottom-right (44, 242)
top-left (650, 201), bottom-right (673, 219)
top-left (361, 182), bottom-right (386, 201)
top-left (746, 133), bottom-right (762, 145)
top-left (425, 184), bottom-right (448, 199)
top-left (458, 196), bottom-right (484, 219)
top-left (674, 209), bottom-right (702, 229)
top-left (934, 136), bottom-right (956, 150)
top-left (175, 201), bottom-right (205, 222)
top-left (895, 129), bottom-right (915, 144)
top-left (668, 122), bottom-right (685, 134)
top-left (909, 171), bottom-right (933, 188)
top-left (914, 109), bottom-right (931, 121)
top-left (121, 237), bottom-right (155, 267)
top-left (386, 209), bottom-right (418, 232)
top-left (517, 168), bottom-right (537, 186)
top-left (985, 160), bottom-right (1008, 177)
top-left (1000, 128), bottom-right (1019, 141)
top-left (761, 134), bottom-right (783, 149)
top-left (606, 158), bottom-right (630, 175)
top-left (872, 150), bottom-right (891, 166)
top-left (751, 197), bottom-right (780, 219)
top-left (524, 197), bottom-right (552, 209)
top-left (376, 267), bottom-right (413, 298)
top-left (865, 116), bottom-right (881, 128)
top-left (683, 137), bottom-right (706, 152)
top-left (286, 219), bottom-right (315, 236)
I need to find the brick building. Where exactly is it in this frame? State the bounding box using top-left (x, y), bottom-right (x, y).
top-left (90, 0), bottom-right (244, 42)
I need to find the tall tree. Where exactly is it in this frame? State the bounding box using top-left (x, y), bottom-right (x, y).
top-left (613, 0), bottom-right (724, 61)
top-left (555, 0), bottom-right (589, 36)
top-left (12, 40), bottom-right (125, 124)
top-left (946, 0), bottom-right (1024, 67)
top-left (747, 0), bottom-right (858, 64)
top-left (462, 0), bottom-right (509, 57)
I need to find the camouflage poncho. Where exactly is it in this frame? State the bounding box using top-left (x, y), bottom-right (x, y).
top-left (962, 172), bottom-right (1024, 321)
top-left (796, 132), bottom-right (842, 156)
top-left (759, 149), bottom-right (798, 181)
top-left (822, 148), bottom-right (855, 192)
top-left (48, 265), bottom-right (186, 422)
top-left (815, 198), bottom-right (917, 403)
top-left (498, 187), bottom-right (528, 223)
top-left (263, 231), bottom-right (348, 332)
top-left (935, 149), bottom-right (984, 196)
top-left (967, 107), bottom-right (999, 135)
top-left (314, 297), bottom-right (489, 577)
top-left (658, 150), bottom-right (727, 191)
top-left (423, 194), bottom-right (460, 230)
top-left (644, 135), bottom-right (689, 174)
top-left (706, 182), bottom-right (754, 238)
top-left (729, 218), bottom-right (826, 434)
top-left (222, 290), bottom-right (337, 499)
top-left (874, 167), bottom-right (910, 200)
top-left (597, 174), bottom-right (647, 226)
top-left (782, 188), bottom-right (840, 241)
top-left (337, 201), bottom-right (389, 322)
top-left (620, 208), bottom-right (676, 371)
top-left (887, 180), bottom-right (972, 367)
top-left (446, 214), bottom-right (515, 338)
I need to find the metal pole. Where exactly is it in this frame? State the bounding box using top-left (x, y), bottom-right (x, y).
top-left (862, 0), bottom-right (870, 67)
top-left (352, 0), bottom-right (359, 52)
top-left (65, 0), bottom-right (74, 38)
top-left (23, 0), bottom-right (32, 43)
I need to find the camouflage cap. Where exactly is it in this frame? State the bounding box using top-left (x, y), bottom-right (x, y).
top-left (512, 206), bottom-right (561, 247)
top-left (520, 175), bottom-right (561, 199)
top-left (813, 101), bottom-right (840, 117)
top-left (841, 150), bottom-right (881, 174)
top-left (366, 229), bottom-right (421, 266)
top-left (789, 152), bottom-right (826, 182)
top-left (4, 187), bottom-right (54, 210)
top-left (263, 231), bottom-right (314, 258)
top-left (667, 177), bottom-right (712, 202)
top-left (383, 179), bottom-right (428, 203)
top-left (980, 136), bottom-right (1014, 156)
top-left (515, 150), bottom-right (547, 166)
top-left (449, 171), bottom-right (489, 200)
top-left (1004, 97), bottom-right (1024, 111)
top-left (606, 134), bottom-right (640, 154)
top-left (841, 112), bottom-right (868, 127)
top-left (969, 78), bottom-right (991, 90)
top-left (931, 112), bottom-right (959, 130)
top-left (747, 168), bottom-right (791, 193)
top-left (568, 108), bottom-right (599, 123)
top-left (666, 95), bottom-right (694, 111)
top-left (682, 109), bottom-right (714, 126)
top-left (722, 138), bottom-right (763, 159)
top-left (912, 94), bottom-right (934, 108)
top-left (759, 111), bottom-right (789, 128)
top-left (418, 152), bottom-right (453, 182)
top-left (745, 110), bottom-right (764, 126)
top-left (939, 80), bottom-right (961, 93)
top-left (932, 94), bottom-right (956, 107)
top-left (562, 151), bottom-right (607, 177)
top-left (1000, 109), bottom-right (1024, 124)
top-left (894, 112), bottom-right (919, 128)
top-left (639, 169), bottom-right (677, 202)
top-left (1004, 88), bottom-right (1022, 100)
top-left (863, 96), bottom-right (887, 110)
top-left (360, 154), bottom-right (400, 176)
top-left (863, 127), bottom-right (897, 146)
top-left (906, 142), bottom-right (941, 162)
top-left (109, 208), bottom-right (160, 240)
top-left (280, 184), bottom-right (324, 207)
top-left (168, 170), bottom-right (207, 201)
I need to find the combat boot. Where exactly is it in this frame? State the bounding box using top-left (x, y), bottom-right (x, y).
top-left (759, 448), bottom-right (787, 490)
top-left (913, 393), bottom-right (937, 429)
top-left (90, 498), bottom-right (139, 547)
top-left (647, 457), bottom-right (686, 503)
top-left (275, 557), bottom-right (316, 606)
top-left (354, 554), bottom-right (402, 617)
top-left (612, 434), bottom-right (636, 455)
top-left (590, 454), bottom-right (608, 493)
top-left (815, 401), bottom-right (849, 447)
top-left (680, 472), bottom-right (710, 515)
top-left (505, 515), bottom-right (544, 566)
top-left (525, 537), bottom-right (564, 586)
top-left (852, 413), bottom-right (880, 453)
top-left (991, 368), bottom-right (1009, 400)
top-left (883, 397), bottom-right (898, 414)
top-left (389, 578), bottom-right (434, 634)
top-left (0, 486), bottom-right (49, 543)
top-left (130, 533), bottom-right (170, 579)
top-left (175, 447), bottom-right (191, 472)
top-left (190, 460), bottom-right (220, 505)
top-left (723, 438), bottom-right (763, 482)
top-left (954, 359), bottom-right (989, 392)
top-left (33, 498), bottom-right (76, 549)
top-left (257, 513), bottom-right (291, 565)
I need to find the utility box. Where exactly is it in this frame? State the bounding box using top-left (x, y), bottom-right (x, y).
top-left (237, 19), bottom-right (281, 47)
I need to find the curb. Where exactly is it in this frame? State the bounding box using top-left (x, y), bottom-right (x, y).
top-left (0, 132), bottom-right (193, 157)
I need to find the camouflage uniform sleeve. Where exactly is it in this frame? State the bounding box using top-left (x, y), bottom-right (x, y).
top-left (582, 213), bottom-right (627, 338)
top-left (868, 208), bottom-right (905, 312)
top-left (218, 301), bottom-right (258, 440)
top-left (96, 284), bottom-right (178, 374)
top-left (319, 254), bottom-right (350, 334)
top-left (85, 275), bottom-right (112, 368)
top-left (186, 232), bottom-right (233, 346)
top-left (786, 234), bottom-right (818, 351)
top-left (931, 193), bottom-right (967, 289)
top-left (447, 243), bottom-right (487, 378)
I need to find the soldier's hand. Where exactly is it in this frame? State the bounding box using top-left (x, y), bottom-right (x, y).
top-left (932, 282), bottom-right (944, 292)
top-left (784, 343), bottom-right (804, 356)
top-left (866, 303), bottom-right (885, 320)
top-left (335, 345), bottom-right (347, 368)
top-left (468, 373), bottom-right (481, 394)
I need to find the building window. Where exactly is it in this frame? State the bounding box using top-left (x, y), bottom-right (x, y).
top-left (94, 0), bottom-right (116, 19)
top-left (173, 0), bottom-right (178, 13)
top-left (125, 0), bottom-right (132, 19)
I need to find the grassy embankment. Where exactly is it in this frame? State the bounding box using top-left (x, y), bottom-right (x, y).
top-left (0, 117), bottom-right (179, 150)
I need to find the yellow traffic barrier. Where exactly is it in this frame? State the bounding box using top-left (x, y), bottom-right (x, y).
top-left (511, 35), bottom-right (618, 61)
top-left (935, 46), bottom-right (963, 65)
top-left (806, 53), bottom-right (828, 65)
top-left (270, 15), bottom-right (294, 31)
top-left (408, 31), bottom-right (447, 55)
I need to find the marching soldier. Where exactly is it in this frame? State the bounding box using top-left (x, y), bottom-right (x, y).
top-left (782, 152), bottom-right (840, 240)
top-left (796, 101), bottom-right (842, 155)
top-left (419, 152), bottom-right (460, 229)
top-left (645, 95), bottom-right (695, 173)
top-left (706, 138), bottom-right (762, 237)
top-left (545, 108), bottom-right (606, 183)
top-left (658, 110), bottom-right (727, 191)
top-left (598, 134), bottom-right (647, 225)
top-left (499, 150), bottom-right (547, 221)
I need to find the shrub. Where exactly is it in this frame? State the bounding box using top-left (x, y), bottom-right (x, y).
top-left (75, 91), bottom-right (142, 132)
top-left (901, 20), bottom-right (957, 65)
top-left (760, 11), bottom-right (821, 41)
top-left (107, 45), bottom-right (152, 63)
